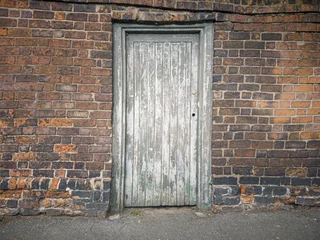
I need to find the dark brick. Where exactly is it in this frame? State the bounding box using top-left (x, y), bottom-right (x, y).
top-left (57, 128), bottom-right (79, 135)
top-left (265, 168), bottom-right (285, 176)
top-left (280, 177), bottom-right (291, 186)
top-left (76, 179), bottom-right (92, 190)
top-left (245, 41), bottom-right (265, 49)
top-left (102, 192), bottom-right (110, 203)
top-left (223, 41), bottom-right (243, 49)
top-left (230, 32), bottom-right (250, 40)
top-left (89, 170), bottom-right (101, 178)
top-left (239, 177), bottom-right (259, 184)
top-left (72, 191), bottom-right (92, 199)
top-left (36, 153), bottom-right (59, 161)
top-left (252, 92), bottom-right (273, 100)
top-left (52, 162), bottom-right (74, 169)
top-left (240, 50), bottom-right (260, 57)
top-left (286, 141), bottom-right (306, 149)
top-left (292, 178), bottom-right (311, 186)
top-left (31, 145), bottom-right (53, 152)
top-left (261, 177), bottom-right (281, 186)
top-left (30, 1), bottom-right (51, 10)
top-left (67, 170), bottom-right (89, 178)
top-left (90, 50), bottom-right (112, 59)
top-left (0, 179), bottom-right (9, 190)
top-left (254, 196), bottom-right (275, 205)
top-left (74, 4), bottom-right (96, 12)
top-left (213, 177), bottom-right (238, 185)
top-left (33, 11), bottom-right (54, 19)
top-left (7, 199), bottom-right (18, 208)
top-left (296, 197), bottom-right (316, 206)
top-left (34, 170), bottom-right (54, 177)
top-left (222, 196), bottom-right (240, 205)
top-left (0, 8), bottom-right (8, 17)
top-left (0, 170), bottom-right (9, 177)
top-left (51, 21), bottom-right (73, 29)
top-left (214, 50), bottom-right (227, 57)
top-left (93, 191), bottom-right (101, 202)
top-left (58, 179), bottom-right (67, 191)
top-left (66, 13), bottom-right (88, 21)
top-left (262, 33), bottom-right (282, 40)
top-left (307, 141), bottom-right (320, 148)
top-left (273, 187), bottom-right (287, 196)
top-left (31, 179), bottom-right (40, 189)
top-left (67, 179), bottom-right (77, 190)
top-left (312, 178), bottom-right (320, 186)
top-left (267, 150), bottom-right (289, 158)
top-left (40, 179), bottom-right (50, 190)
top-left (261, 51), bottom-right (281, 58)
top-left (262, 186), bottom-right (273, 196)
top-left (52, 3), bottom-right (73, 11)
top-left (103, 181), bottom-right (110, 191)
top-left (244, 186), bottom-right (262, 195)
top-left (2, 153), bottom-right (12, 160)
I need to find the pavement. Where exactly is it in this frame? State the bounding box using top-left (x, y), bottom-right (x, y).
top-left (0, 207), bottom-right (319, 240)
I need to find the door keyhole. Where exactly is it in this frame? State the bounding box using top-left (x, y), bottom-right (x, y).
top-left (192, 113), bottom-right (196, 117)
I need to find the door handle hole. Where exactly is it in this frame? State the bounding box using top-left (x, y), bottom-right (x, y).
top-left (192, 113), bottom-right (196, 117)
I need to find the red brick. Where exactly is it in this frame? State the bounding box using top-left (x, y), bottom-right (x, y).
top-left (52, 57), bottom-right (73, 66)
top-left (38, 118), bottom-right (72, 127)
top-left (15, 136), bottom-right (38, 144)
top-left (300, 132), bottom-right (320, 140)
top-left (54, 144), bottom-right (77, 153)
top-left (29, 19), bottom-right (50, 28)
top-left (34, 66), bottom-right (57, 75)
top-left (65, 31), bottom-right (86, 39)
top-left (284, 68), bottom-right (313, 76)
top-left (292, 117), bottom-right (312, 123)
top-left (235, 149), bottom-right (255, 157)
top-left (245, 133), bottom-right (266, 140)
top-left (74, 58), bottom-right (96, 67)
top-left (294, 85), bottom-right (313, 92)
top-left (308, 108), bottom-right (320, 115)
top-left (274, 109), bottom-right (295, 116)
top-left (75, 102), bottom-right (98, 110)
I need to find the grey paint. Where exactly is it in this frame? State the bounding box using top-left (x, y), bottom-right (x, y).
top-left (125, 34), bottom-right (199, 207)
top-left (111, 23), bottom-right (213, 213)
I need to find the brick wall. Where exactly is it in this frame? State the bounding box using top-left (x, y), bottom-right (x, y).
top-left (212, 11), bottom-right (320, 211)
top-left (0, 0), bottom-right (319, 216)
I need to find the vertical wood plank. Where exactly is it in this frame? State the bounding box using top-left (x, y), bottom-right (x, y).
top-left (161, 41), bottom-right (171, 206)
top-left (177, 42), bottom-right (186, 206)
top-left (153, 43), bottom-right (163, 206)
top-left (125, 38), bottom-right (134, 207)
top-left (131, 42), bottom-right (141, 206)
top-left (146, 42), bottom-right (156, 206)
top-left (138, 42), bottom-right (149, 206)
top-left (184, 42), bottom-right (192, 205)
top-left (190, 40), bottom-right (199, 205)
top-left (169, 43), bottom-right (178, 206)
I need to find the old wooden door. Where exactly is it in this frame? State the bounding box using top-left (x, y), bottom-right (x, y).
top-left (111, 23), bottom-right (212, 213)
top-left (124, 33), bottom-right (200, 207)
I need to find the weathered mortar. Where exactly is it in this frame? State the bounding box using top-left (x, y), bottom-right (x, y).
top-left (0, 0), bottom-right (319, 216)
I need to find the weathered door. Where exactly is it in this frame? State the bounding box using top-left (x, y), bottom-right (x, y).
top-left (124, 33), bottom-right (200, 207)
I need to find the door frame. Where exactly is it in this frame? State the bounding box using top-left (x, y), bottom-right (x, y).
top-left (110, 23), bottom-right (213, 213)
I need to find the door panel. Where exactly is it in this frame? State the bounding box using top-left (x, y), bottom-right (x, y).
top-left (125, 33), bottom-right (199, 207)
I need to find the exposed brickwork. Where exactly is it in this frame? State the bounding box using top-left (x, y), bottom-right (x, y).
top-left (212, 10), bottom-right (320, 211)
top-left (0, 0), bottom-right (319, 215)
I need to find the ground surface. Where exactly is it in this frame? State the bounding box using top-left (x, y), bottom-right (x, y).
top-left (0, 207), bottom-right (319, 240)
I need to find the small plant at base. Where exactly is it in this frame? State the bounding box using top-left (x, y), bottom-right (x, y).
top-left (131, 210), bottom-right (142, 216)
